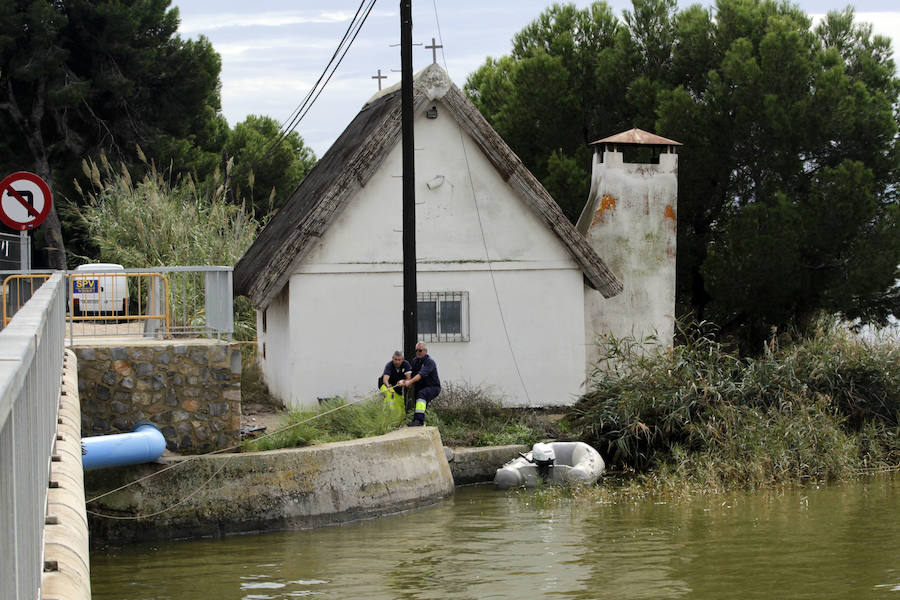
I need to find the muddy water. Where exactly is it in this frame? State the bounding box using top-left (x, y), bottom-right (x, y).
top-left (90, 475), bottom-right (900, 599)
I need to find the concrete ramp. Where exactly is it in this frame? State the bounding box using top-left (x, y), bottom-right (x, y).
top-left (85, 427), bottom-right (454, 545)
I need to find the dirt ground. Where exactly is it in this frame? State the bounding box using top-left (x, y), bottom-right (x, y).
top-left (240, 401), bottom-right (289, 437)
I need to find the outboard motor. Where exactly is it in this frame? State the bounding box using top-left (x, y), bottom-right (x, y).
top-left (532, 442), bottom-right (555, 481)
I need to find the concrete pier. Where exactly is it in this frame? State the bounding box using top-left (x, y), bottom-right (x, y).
top-left (445, 444), bottom-right (528, 485)
top-left (85, 427), bottom-right (455, 545)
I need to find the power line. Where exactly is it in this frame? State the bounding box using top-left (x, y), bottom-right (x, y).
top-left (430, 0), bottom-right (533, 405)
top-left (455, 125), bottom-right (534, 406)
top-left (258, 0), bottom-right (378, 163)
top-left (431, 0), bottom-right (449, 72)
top-left (229, 0), bottom-right (378, 186)
top-left (275, 0), bottom-right (369, 135)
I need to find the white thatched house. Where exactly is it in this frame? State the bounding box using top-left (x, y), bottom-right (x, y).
top-left (234, 64), bottom-right (679, 408)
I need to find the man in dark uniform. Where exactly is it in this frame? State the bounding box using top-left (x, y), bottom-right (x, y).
top-left (397, 341), bottom-right (440, 426)
top-left (379, 351), bottom-right (410, 418)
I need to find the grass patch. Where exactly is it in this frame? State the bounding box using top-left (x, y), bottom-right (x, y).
top-left (428, 381), bottom-right (558, 446)
top-left (238, 379), bottom-right (561, 451)
top-left (242, 396), bottom-right (405, 452)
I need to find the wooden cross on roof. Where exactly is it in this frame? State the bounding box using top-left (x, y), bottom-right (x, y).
top-left (372, 69), bottom-right (387, 91)
top-left (425, 37), bottom-right (443, 64)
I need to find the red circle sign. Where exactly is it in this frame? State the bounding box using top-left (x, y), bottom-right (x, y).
top-left (0, 171), bottom-right (53, 231)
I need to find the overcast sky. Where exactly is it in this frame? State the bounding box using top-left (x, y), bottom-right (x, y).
top-left (171, 0), bottom-right (900, 158)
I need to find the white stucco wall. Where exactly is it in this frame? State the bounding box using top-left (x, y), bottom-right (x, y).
top-left (581, 150), bottom-right (677, 360)
top-left (266, 98), bottom-right (588, 408)
top-left (258, 284), bottom-right (291, 403)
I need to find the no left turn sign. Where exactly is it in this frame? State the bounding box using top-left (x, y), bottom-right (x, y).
top-left (0, 171), bottom-right (53, 231)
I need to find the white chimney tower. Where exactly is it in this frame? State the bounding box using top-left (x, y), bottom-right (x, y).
top-left (578, 128), bottom-right (680, 366)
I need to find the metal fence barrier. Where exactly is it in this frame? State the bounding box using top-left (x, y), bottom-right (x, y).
top-left (1, 273), bottom-right (50, 329)
top-left (155, 266), bottom-right (234, 340)
top-left (0, 273), bottom-right (65, 600)
top-left (0, 266), bottom-right (233, 342)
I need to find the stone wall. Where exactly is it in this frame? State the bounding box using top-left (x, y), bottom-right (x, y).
top-left (445, 444), bottom-right (528, 485)
top-left (73, 340), bottom-right (241, 453)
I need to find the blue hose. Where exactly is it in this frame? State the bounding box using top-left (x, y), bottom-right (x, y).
top-left (81, 422), bottom-right (167, 470)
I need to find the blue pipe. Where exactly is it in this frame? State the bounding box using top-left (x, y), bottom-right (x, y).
top-left (81, 422), bottom-right (166, 471)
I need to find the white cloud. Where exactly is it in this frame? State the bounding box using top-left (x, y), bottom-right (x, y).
top-left (178, 10), bottom-right (354, 34)
top-left (859, 11), bottom-right (900, 50)
top-left (179, 8), bottom-right (396, 35)
top-left (214, 37), bottom-right (337, 58)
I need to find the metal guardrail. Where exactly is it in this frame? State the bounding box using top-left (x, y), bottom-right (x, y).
top-left (0, 273), bottom-right (65, 600)
top-left (0, 266), bottom-right (234, 342)
top-left (158, 266), bottom-right (234, 340)
top-left (2, 274), bottom-right (52, 329)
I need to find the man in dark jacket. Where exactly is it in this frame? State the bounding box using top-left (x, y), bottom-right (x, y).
top-left (398, 341), bottom-right (440, 426)
top-left (379, 350), bottom-right (410, 418)
top-left (380, 350), bottom-right (411, 390)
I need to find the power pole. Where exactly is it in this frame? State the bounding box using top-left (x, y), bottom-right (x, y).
top-left (400, 0), bottom-right (417, 361)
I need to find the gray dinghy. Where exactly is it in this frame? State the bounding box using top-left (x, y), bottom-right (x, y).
top-left (494, 441), bottom-right (605, 489)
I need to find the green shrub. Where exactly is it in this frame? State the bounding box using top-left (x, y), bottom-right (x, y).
top-left (566, 317), bottom-right (900, 486)
top-left (566, 322), bottom-right (743, 469)
top-left (790, 322), bottom-right (900, 428)
top-left (428, 381), bottom-right (550, 446)
top-left (682, 397), bottom-right (859, 487)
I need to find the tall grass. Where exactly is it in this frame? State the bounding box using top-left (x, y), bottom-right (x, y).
top-left (74, 150), bottom-right (261, 339)
top-left (238, 379), bottom-right (557, 451)
top-left (428, 381), bottom-right (556, 446)
top-left (565, 318), bottom-right (900, 487)
top-left (242, 396), bottom-right (405, 452)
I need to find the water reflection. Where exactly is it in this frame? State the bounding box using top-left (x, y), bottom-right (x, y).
top-left (91, 475), bottom-right (900, 599)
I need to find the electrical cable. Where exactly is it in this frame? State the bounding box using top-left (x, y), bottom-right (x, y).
top-left (274, 0), bottom-right (369, 135)
top-left (455, 127), bottom-right (533, 406)
top-left (431, 0), bottom-right (448, 71)
top-left (429, 0), bottom-right (533, 404)
top-left (229, 0), bottom-right (378, 186)
top-left (256, 0), bottom-right (378, 165)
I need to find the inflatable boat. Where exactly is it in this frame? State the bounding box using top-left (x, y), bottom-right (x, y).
top-left (494, 441), bottom-right (605, 489)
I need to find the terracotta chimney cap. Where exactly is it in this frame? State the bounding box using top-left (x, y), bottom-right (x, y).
top-left (591, 127), bottom-right (682, 146)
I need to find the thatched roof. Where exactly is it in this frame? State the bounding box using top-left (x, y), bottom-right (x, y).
top-left (234, 64), bottom-right (622, 309)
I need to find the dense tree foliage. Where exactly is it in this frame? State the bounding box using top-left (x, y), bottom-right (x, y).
top-left (224, 115), bottom-right (316, 218)
top-left (465, 0), bottom-right (900, 347)
top-left (0, 1), bottom-right (315, 267)
top-left (0, 0), bottom-right (225, 266)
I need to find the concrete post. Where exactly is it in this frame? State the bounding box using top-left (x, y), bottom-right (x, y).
top-left (143, 276), bottom-right (163, 338)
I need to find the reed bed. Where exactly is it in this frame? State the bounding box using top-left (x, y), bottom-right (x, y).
top-left (74, 151), bottom-right (260, 339)
top-left (565, 318), bottom-right (900, 489)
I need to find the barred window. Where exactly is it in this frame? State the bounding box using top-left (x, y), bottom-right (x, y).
top-left (417, 291), bottom-right (469, 342)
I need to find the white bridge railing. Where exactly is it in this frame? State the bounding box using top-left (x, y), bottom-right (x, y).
top-left (0, 273), bottom-right (65, 600)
